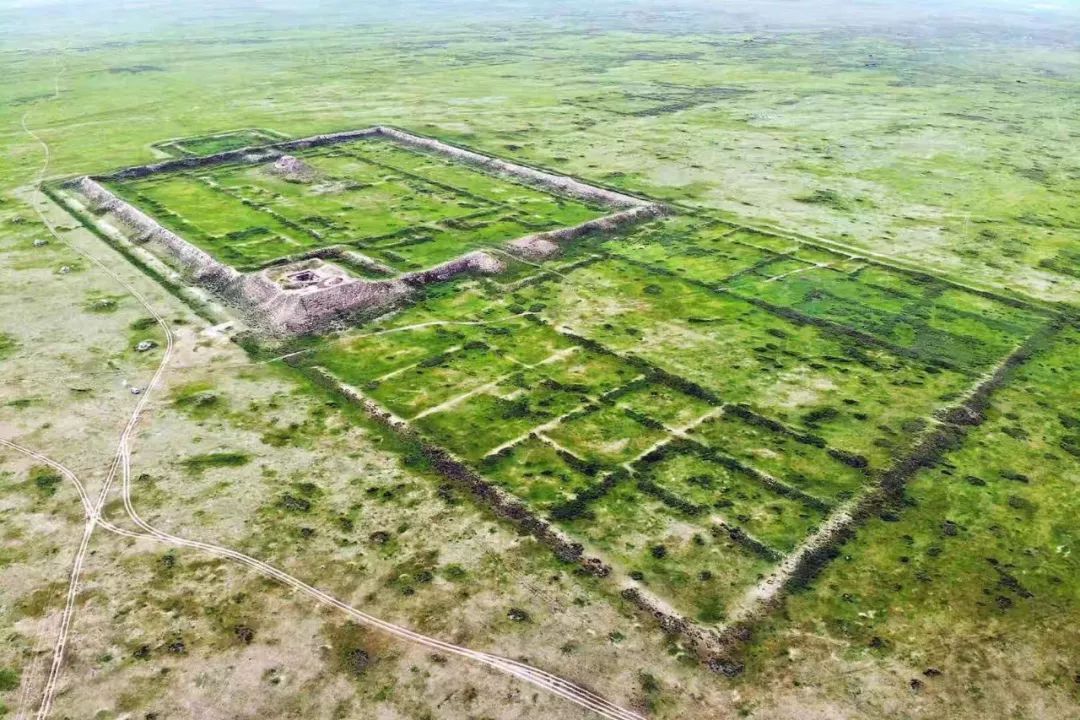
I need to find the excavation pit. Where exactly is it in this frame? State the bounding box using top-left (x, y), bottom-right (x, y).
top-left (287, 270), bottom-right (317, 284)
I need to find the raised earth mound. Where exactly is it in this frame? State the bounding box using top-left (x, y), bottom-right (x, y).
top-left (268, 154), bottom-right (317, 182)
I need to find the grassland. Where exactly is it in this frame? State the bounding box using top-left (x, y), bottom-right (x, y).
top-left (2, 2), bottom-right (1079, 719)
top-left (300, 214), bottom-right (1062, 641)
top-left (105, 137), bottom-right (606, 271)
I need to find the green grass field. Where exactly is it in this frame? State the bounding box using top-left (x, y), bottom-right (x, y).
top-left (105, 137), bottom-right (605, 271)
top-left (296, 212), bottom-right (1061, 638)
top-left (2, 2), bottom-right (1079, 718)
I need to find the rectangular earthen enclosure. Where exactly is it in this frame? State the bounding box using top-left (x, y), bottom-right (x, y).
top-left (65, 127), bottom-right (668, 336)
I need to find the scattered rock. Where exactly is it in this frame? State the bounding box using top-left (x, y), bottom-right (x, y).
top-left (909, 678), bottom-right (923, 693)
top-left (166, 640), bottom-right (186, 655)
top-left (268, 154), bottom-right (317, 183)
top-left (943, 406), bottom-right (982, 425)
top-left (368, 530), bottom-right (390, 545)
top-left (923, 667), bottom-right (942, 677)
top-left (941, 520), bottom-right (960, 536)
top-left (344, 648), bottom-right (371, 675)
top-left (1007, 494), bottom-right (1033, 510)
top-left (994, 567), bottom-right (1034, 598)
top-left (234, 625), bottom-right (255, 645)
top-left (1001, 470), bottom-right (1030, 483)
top-left (706, 657), bottom-right (745, 677)
top-left (508, 234), bottom-right (561, 260)
top-left (190, 392), bottom-right (218, 407)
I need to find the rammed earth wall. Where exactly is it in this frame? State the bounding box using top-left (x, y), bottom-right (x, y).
top-left (97, 125), bottom-right (661, 214)
top-left (307, 368), bottom-right (612, 574)
top-left (76, 176), bottom-right (415, 335)
top-left (308, 365), bottom-right (739, 666)
top-left (713, 319), bottom-right (1064, 662)
top-left (508, 205), bottom-right (667, 260)
top-left (102, 128), bottom-right (382, 181)
top-left (68, 127), bottom-right (665, 337)
top-left (374, 127), bottom-right (653, 210)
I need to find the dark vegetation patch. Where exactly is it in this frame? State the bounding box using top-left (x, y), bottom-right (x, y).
top-left (129, 316), bottom-right (158, 332)
top-left (0, 332), bottom-right (17, 360)
top-left (8, 92), bottom-right (53, 107)
top-left (385, 550), bottom-right (439, 596)
top-left (108, 65), bottom-right (165, 74)
top-left (278, 493), bottom-right (311, 512)
top-left (1038, 247), bottom-right (1080, 279)
top-left (29, 465), bottom-right (62, 497)
top-left (15, 580), bottom-right (70, 619)
top-left (794, 188), bottom-right (858, 211)
top-left (170, 382), bottom-right (222, 417)
top-left (0, 667), bottom-right (19, 692)
top-left (83, 293), bottom-right (125, 313)
top-left (324, 622), bottom-right (377, 678)
top-left (180, 452), bottom-right (250, 474)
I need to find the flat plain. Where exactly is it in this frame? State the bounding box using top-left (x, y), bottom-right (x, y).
top-left (1, 2), bottom-right (1078, 719)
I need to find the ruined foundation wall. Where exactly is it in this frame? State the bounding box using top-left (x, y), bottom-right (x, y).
top-left (508, 204), bottom-right (668, 259)
top-left (76, 177), bottom-right (243, 292)
top-left (618, 587), bottom-right (732, 667)
top-left (375, 127), bottom-right (652, 210)
top-left (272, 278), bottom-right (413, 335)
top-left (76, 126), bottom-right (666, 338)
top-left (308, 368), bottom-right (612, 578)
top-left (74, 176), bottom-right (412, 337)
top-left (260, 245), bottom-right (396, 277)
top-left (310, 365), bottom-right (731, 666)
top-left (102, 127), bottom-right (383, 182)
top-left (400, 250), bottom-right (505, 286)
top-left (714, 320), bottom-right (1064, 659)
top-left (96, 125), bottom-right (659, 219)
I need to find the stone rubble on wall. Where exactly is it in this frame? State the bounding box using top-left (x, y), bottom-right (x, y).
top-left (74, 126), bottom-right (667, 337)
top-left (507, 204), bottom-right (668, 260)
top-left (375, 126), bottom-right (655, 210)
top-left (401, 250), bottom-right (505, 286)
top-left (78, 177), bottom-right (245, 291)
top-left (103, 127), bottom-right (381, 182)
top-left (268, 154), bottom-right (317, 182)
top-left (73, 178), bottom-right (515, 336)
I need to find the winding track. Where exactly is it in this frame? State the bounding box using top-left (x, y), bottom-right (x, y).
top-left (10, 59), bottom-right (647, 720)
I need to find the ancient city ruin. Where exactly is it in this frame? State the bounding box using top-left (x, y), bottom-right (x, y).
top-left (63, 127), bottom-right (667, 335)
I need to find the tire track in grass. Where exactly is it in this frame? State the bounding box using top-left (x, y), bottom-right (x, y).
top-left (15, 56), bottom-right (647, 720)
